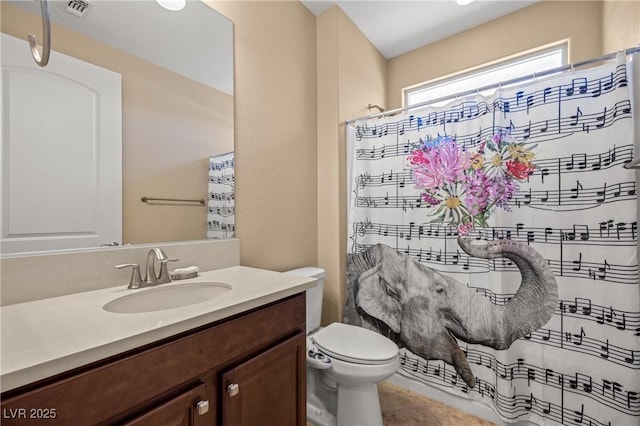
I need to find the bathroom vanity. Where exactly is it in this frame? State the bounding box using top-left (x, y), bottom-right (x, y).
top-left (0, 265), bottom-right (315, 425)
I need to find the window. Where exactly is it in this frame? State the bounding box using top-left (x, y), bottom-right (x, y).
top-left (404, 43), bottom-right (568, 108)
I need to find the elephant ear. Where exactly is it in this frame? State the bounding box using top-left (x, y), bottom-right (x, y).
top-left (356, 263), bottom-right (402, 333)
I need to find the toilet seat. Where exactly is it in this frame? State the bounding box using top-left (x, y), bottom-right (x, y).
top-left (311, 322), bottom-right (398, 365)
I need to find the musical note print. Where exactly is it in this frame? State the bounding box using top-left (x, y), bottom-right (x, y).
top-left (209, 157), bottom-right (235, 171)
top-left (207, 220), bottom-right (235, 233)
top-left (356, 66), bottom-right (628, 143)
top-left (399, 349), bottom-right (640, 419)
top-left (208, 191), bottom-right (235, 201)
top-left (208, 174), bottom-right (235, 185)
top-left (208, 152), bottom-right (235, 240)
top-left (353, 220), bottom-right (637, 247)
top-left (206, 205), bottom-right (235, 216)
top-left (511, 181), bottom-right (636, 211)
top-left (353, 181), bottom-right (638, 212)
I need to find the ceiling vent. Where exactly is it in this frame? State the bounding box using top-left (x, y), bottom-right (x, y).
top-left (62, 0), bottom-right (94, 19)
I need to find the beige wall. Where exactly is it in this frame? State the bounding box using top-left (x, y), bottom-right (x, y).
top-left (316, 7), bottom-right (386, 324)
top-left (211, 1), bottom-right (319, 271)
top-left (1, 3), bottom-right (233, 245)
top-left (602, 0), bottom-right (640, 54)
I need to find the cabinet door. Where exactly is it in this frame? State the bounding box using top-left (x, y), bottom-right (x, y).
top-left (123, 383), bottom-right (210, 426)
top-left (222, 332), bottom-right (306, 426)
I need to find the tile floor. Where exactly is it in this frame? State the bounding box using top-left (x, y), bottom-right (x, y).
top-left (307, 381), bottom-right (496, 426)
top-left (379, 382), bottom-right (495, 426)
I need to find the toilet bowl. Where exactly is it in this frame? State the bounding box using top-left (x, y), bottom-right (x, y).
top-left (309, 322), bottom-right (399, 426)
top-left (285, 268), bottom-right (400, 426)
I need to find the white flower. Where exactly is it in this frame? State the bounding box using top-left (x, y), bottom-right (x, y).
top-left (429, 182), bottom-right (470, 224)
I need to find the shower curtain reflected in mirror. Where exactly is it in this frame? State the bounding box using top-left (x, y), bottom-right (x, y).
top-left (208, 152), bottom-right (235, 239)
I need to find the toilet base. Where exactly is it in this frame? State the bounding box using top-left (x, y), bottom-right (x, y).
top-left (337, 383), bottom-right (383, 426)
top-left (307, 400), bottom-right (337, 426)
top-left (307, 366), bottom-right (337, 426)
top-left (307, 386), bottom-right (382, 426)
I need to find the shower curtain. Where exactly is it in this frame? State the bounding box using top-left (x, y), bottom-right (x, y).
top-left (207, 151), bottom-right (235, 239)
top-left (346, 54), bottom-right (639, 425)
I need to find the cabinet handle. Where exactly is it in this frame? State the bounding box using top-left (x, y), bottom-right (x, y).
top-left (227, 383), bottom-right (240, 397)
top-left (196, 400), bottom-right (209, 416)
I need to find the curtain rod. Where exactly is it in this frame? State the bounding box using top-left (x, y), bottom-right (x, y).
top-left (345, 45), bottom-right (640, 126)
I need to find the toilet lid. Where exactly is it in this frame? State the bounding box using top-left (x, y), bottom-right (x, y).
top-left (311, 323), bottom-right (398, 365)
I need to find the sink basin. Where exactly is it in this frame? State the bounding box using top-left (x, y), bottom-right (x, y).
top-left (103, 282), bottom-right (232, 313)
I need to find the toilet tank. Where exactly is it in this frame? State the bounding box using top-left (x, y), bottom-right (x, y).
top-left (285, 267), bottom-right (325, 334)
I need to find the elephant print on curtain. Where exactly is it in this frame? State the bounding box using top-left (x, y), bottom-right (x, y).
top-left (345, 237), bottom-right (558, 388)
top-left (345, 53), bottom-right (640, 425)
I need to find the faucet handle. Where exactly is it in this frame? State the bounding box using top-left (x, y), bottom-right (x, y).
top-left (157, 258), bottom-right (180, 284)
top-left (114, 263), bottom-right (145, 289)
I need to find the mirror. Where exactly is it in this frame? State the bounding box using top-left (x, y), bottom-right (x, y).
top-left (1, 0), bottom-right (234, 254)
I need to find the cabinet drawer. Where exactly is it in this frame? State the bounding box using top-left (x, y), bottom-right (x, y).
top-left (1, 293), bottom-right (305, 425)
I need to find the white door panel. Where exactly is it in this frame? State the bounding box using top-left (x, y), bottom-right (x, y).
top-left (1, 33), bottom-right (122, 254)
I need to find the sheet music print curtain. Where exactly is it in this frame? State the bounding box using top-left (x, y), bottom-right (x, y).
top-left (346, 54), bottom-right (639, 425)
top-left (207, 152), bottom-right (235, 239)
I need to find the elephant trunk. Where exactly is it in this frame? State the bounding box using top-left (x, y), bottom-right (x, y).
top-left (455, 237), bottom-right (558, 349)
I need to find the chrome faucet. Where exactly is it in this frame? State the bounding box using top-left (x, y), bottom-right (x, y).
top-left (146, 248), bottom-right (178, 285)
top-left (114, 263), bottom-right (145, 289)
top-left (115, 248), bottom-right (179, 289)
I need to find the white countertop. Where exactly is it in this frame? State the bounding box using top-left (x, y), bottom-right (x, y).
top-left (1, 266), bottom-right (316, 393)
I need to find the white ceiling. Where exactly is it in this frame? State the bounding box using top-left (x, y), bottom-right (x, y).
top-left (301, 0), bottom-right (540, 59)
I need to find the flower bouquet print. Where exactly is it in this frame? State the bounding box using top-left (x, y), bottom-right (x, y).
top-left (407, 132), bottom-right (536, 235)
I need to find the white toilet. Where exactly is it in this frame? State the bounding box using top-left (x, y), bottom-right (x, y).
top-left (286, 267), bottom-right (400, 426)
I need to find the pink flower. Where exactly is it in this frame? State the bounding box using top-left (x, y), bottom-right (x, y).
top-left (494, 178), bottom-right (517, 210)
top-left (411, 140), bottom-right (470, 190)
top-left (464, 172), bottom-right (493, 216)
top-left (437, 140), bottom-right (470, 183)
top-left (458, 222), bottom-right (475, 236)
top-left (407, 149), bottom-right (430, 166)
top-left (422, 192), bottom-right (440, 205)
top-left (413, 165), bottom-right (445, 189)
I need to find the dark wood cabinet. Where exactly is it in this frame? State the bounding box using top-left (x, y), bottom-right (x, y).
top-left (222, 333), bottom-right (306, 426)
top-left (1, 293), bottom-right (306, 426)
top-left (124, 383), bottom-right (209, 426)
